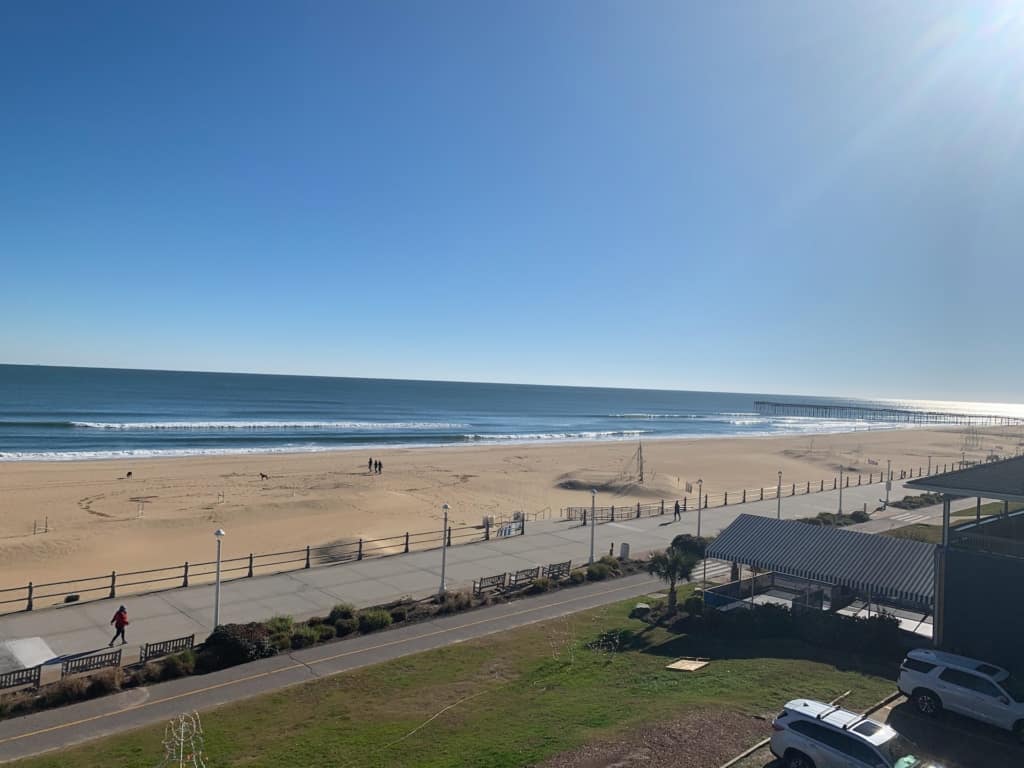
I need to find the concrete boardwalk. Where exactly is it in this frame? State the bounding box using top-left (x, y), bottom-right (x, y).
top-left (0, 573), bottom-right (663, 763)
top-left (0, 481), bottom-right (918, 666)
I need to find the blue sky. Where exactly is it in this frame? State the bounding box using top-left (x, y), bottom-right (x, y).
top-left (2, 2), bottom-right (1023, 402)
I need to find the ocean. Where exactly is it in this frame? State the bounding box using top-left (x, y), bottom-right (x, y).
top-left (0, 365), bottom-right (1019, 461)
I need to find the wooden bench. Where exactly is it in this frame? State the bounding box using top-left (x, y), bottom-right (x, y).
top-left (507, 566), bottom-right (540, 589)
top-left (472, 573), bottom-right (507, 596)
top-left (0, 664), bottom-right (42, 692)
top-left (60, 648), bottom-right (122, 679)
top-left (140, 633), bottom-right (196, 664)
top-left (543, 560), bottom-right (572, 581)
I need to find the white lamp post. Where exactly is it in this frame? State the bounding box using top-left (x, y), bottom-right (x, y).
top-left (213, 528), bottom-right (225, 629)
top-left (776, 470), bottom-right (782, 520)
top-left (439, 503), bottom-right (449, 597)
top-left (589, 490), bottom-right (597, 565)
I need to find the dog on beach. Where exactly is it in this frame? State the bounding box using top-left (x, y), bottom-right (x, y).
top-left (125, 471), bottom-right (133, 480)
top-left (260, 472), bottom-right (269, 480)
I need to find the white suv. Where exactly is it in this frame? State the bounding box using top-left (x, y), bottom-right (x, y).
top-left (897, 648), bottom-right (1024, 741)
top-left (770, 698), bottom-right (940, 768)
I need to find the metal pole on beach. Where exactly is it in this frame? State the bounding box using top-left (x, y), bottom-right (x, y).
top-left (776, 470), bottom-right (782, 520)
top-left (589, 490), bottom-right (597, 564)
top-left (213, 529), bottom-right (225, 628)
top-left (439, 503), bottom-right (449, 597)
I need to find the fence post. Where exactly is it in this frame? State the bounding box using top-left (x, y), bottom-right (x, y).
top-left (26, 582), bottom-right (33, 611)
top-left (724, 492), bottom-right (728, 506)
top-left (520, 519), bottom-right (525, 536)
top-left (806, 481), bottom-right (810, 494)
top-left (703, 494), bottom-right (708, 509)
top-left (820, 479), bottom-right (824, 492)
top-left (248, 553), bottom-right (254, 578)
top-left (660, 499), bottom-right (665, 515)
top-left (611, 505), bottom-right (615, 521)
top-left (683, 497), bottom-right (687, 511)
top-left (357, 539), bottom-right (363, 560)
top-left (582, 509), bottom-right (587, 526)
top-left (109, 570), bottom-right (116, 599)
top-left (845, 476), bottom-right (850, 487)
top-left (791, 483), bottom-right (795, 496)
top-left (636, 501), bottom-right (641, 519)
top-left (833, 478), bottom-right (837, 490)
top-left (447, 526), bottom-right (452, 547)
top-left (742, 489), bottom-right (746, 503)
top-left (406, 530), bottom-right (412, 550)
top-left (182, 562), bottom-right (189, 587)
top-left (760, 487), bottom-right (764, 500)
top-left (305, 545), bottom-right (311, 569)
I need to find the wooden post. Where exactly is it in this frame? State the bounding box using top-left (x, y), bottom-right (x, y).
top-left (683, 497), bottom-right (687, 511)
top-left (636, 501), bottom-right (641, 519)
top-left (724, 492), bottom-right (728, 506)
top-left (357, 539), bottom-right (363, 560)
top-left (611, 505), bottom-right (615, 521)
top-left (109, 570), bottom-right (117, 599)
top-left (820, 479), bottom-right (824, 491)
top-left (858, 474), bottom-right (862, 486)
top-left (26, 582), bottom-right (33, 611)
top-left (742, 489), bottom-right (746, 503)
top-left (407, 530), bottom-right (413, 550)
top-left (791, 483), bottom-right (795, 496)
top-left (833, 478), bottom-right (837, 490)
top-left (305, 545), bottom-right (311, 569)
top-left (248, 553), bottom-right (254, 578)
top-left (182, 562), bottom-right (189, 587)
top-left (704, 493), bottom-right (708, 509)
top-left (806, 481), bottom-right (810, 494)
top-left (760, 487), bottom-right (764, 500)
top-left (660, 499), bottom-right (665, 515)
top-left (520, 519), bottom-right (525, 535)
top-left (447, 526), bottom-right (452, 546)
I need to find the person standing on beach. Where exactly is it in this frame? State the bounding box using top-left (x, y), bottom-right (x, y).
top-left (673, 500), bottom-right (681, 521)
top-left (109, 605), bottom-right (129, 646)
top-left (377, 460), bottom-right (383, 474)
top-left (368, 457), bottom-right (373, 472)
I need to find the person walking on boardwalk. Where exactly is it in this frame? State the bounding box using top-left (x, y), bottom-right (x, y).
top-left (673, 500), bottom-right (681, 521)
top-left (109, 605), bottom-right (129, 646)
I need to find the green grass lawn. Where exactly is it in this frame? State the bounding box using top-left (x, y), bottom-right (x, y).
top-left (12, 591), bottom-right (895, 768)
top-left (952, 501), bottom-right (1024, 518)
top-left (882, 523), bottom-right (942, 544)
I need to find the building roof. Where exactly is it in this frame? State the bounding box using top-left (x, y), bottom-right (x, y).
top-left (905, 456), bottom-right (1024, 501)
top-left (706, 514), bottom-right (935, 606)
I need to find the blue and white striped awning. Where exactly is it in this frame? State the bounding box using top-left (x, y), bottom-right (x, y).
top-left (706, 514), bottom-right (935, 606)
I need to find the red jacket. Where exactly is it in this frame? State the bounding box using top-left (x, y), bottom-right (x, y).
top-left (112, 610), bottom-right (129, 628)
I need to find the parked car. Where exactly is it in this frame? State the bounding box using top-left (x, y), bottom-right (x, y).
top-left (770, 698), bottom-right (940, 768)
top-left (897, 648), bottom-right (1024, 741)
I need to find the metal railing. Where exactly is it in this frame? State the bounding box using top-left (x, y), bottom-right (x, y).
top-left (0, 517), bottom-right (525, 614)
top-left (560, 463), bottom-right (936, 522)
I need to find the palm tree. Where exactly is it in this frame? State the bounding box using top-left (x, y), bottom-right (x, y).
top-left (647, 546), bottom-right (697, 615)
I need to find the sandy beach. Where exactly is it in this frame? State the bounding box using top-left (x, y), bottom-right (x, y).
top-left (0, 427), bottom-right (1018, 590)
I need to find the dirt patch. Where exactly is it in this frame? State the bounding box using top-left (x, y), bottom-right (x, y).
top-left (534, 708), bottom-right (765, 768)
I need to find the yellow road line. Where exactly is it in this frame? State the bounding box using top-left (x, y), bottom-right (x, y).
top-left (0, 578), bottom-right (656, 748)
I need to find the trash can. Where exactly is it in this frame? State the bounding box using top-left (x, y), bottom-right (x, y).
top-left (619, 542), bottom-right (630, 560)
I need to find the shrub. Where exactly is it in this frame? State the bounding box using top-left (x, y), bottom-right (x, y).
top-left (358, 608), bottom-right (393, 633)
top-left (850, 509), bottom-right (871, 523)
top-left (290, 624), bottom-right (318, 650)
top-left (306, 615), bottom-right (325, 626)
top-left (86, 668), bottom-right (123, 697)
top-left (333, 617), bottom-right (358, 637)
top-left (159, 649), bottom-right (196, 680)
top-left (586, 563), bottom-right (611, 581)
top-left (389, 607), bottom-right (408, 623)
top-left (682, 595), bottom-right (704, 617)
top-left (197, 622), bottom-right (278, 673)
top-left (569, 569), bottom-right (586, 585)
top-left (314, 623), bottom-right (336, 643)
top-left (437, 591), bottom-right (473, 615)
top-left (270, 632), bottom-right (292, 651)
top-left (526, 576), bottom-right (553, 595)
top-left (599, 555), bottom-right (622, 574)
top-left (265, 615), bottom-right (294, 635)
top-left (328, 603), bottom-right (356, 624)
top-left (41, 678), bottom-right (87, 708)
